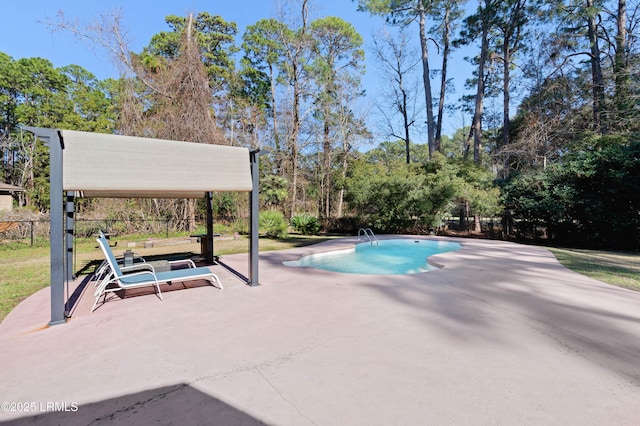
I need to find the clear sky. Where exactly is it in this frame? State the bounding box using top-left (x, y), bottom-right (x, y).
top-left (2, 0), bottom-right (472, 140)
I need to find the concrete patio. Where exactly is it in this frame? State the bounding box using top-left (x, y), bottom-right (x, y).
top-left (1, 236), bottom-right (639, 425)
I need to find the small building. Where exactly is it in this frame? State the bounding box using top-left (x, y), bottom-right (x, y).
top-left (0, 183), bottom-right (25, 212)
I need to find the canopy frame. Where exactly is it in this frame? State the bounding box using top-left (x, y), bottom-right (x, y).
top-left (24, 127), bottom-right (260, 326)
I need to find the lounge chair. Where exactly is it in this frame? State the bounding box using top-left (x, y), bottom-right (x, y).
top-left (91, 233), bottom-right (222, 312)
top-left (93, 231), bottom-right (146, 284)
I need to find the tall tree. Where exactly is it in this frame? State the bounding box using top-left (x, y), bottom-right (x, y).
top-left (356, 0), bottom-right (438, 158)
top-left (57, 65), bottom-right (116, 133)
top-left (0, 57), bottom-right (66, 209)
top-left (585, 0), bottom-right (607, 132)
top-left (335, 103), bottom-right (371, 217)
top-left (309, 16), bottom-right (365, 219)
top-left (277, 0), bottom-right (313, 217)
top-left (613, 0), bottom-right (630, 129)
top-left (492, 0), bottom-right (531, 151)
top-left (458, 0), bottom-right (498, 165)
top-left (230, 59), bottom-right (270, 149)
top-left (241, 18), bottom-right (290, 170)
top-left (430, 0), bottom-right (465, 153)
top-left (131, 14), bottom-right (226, 144)
top-left (0, 54), bottom-right (115, 210)
top-left (143, 12), bottom-right (238, 96)
top-left (549, 0), bottom-right (607, 132)
top-left (140, 12), bottom-right (238, 142)
top-left (0, 53), bottom-right (19, 138)
top-left (148, 14), bottom-right (227, 229)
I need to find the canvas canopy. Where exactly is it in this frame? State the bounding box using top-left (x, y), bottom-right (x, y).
top-left (61, 130), bottom-right (252, 198)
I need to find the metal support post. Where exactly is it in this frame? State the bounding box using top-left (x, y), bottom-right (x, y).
top-left (206, 192), bottom-right (214, 264)
top-left (64, 191), bottom-right (75, 318)
top-left (65, 191), bottom-right (75, 282)
top-left (23, 127), bottom-right (66, 325)
top-left (248, 149), bottom-right (260, 286)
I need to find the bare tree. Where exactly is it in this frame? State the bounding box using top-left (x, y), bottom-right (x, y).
top-left (143, 14), bottom-right (226, 230)
top-left (47, 10), bottom-right (226, 231)
top-left (140, 14), bottom-right (224, 144)
top-left (48, 9), bottom-right (168, 96)
top-left (356, 0), bottom-right (438, 158)
top-left (371, 26), bottom-right (423, 164)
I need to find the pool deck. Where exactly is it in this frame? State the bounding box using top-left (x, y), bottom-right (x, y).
top-left (1, 235), bottom-right (640, 425)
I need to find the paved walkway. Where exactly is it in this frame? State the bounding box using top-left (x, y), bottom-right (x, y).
top-left (1, 236), bottom-right (639, 425)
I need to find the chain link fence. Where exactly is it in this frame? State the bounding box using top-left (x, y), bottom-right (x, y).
top-left (0, 218), bottom-right (205, 246)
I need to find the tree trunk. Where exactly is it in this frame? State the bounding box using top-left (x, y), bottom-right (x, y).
top-left (323, 119), bottom-right (331, 219)
top-left (289, 71), bottom-right (299, 218)
top-left (336, 141), bottom-right (349, 218)
top-left (502, 42), bottom-right (510, 150)
top-left (435, 6), bottom-right (451, 154)
top-left (468, 14), bottom-right (489, 166)
top-left (614, 0), bottom-right (629, 128)
top-left (418, 3), bottom-right (436, 158)
top-left (586, 0), bottom-right (606, 133)
top-left (288, 0), bottom-right (309, 219)
top-left (459, 202), bottom-right (468, 230)
top-left (403, 86), bottom-right (411, 164)
top-left (269, 63), bottom-right (282, 173)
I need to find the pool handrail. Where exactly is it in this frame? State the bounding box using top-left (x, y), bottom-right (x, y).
top-left (358, 228), bottom-right (379, 245)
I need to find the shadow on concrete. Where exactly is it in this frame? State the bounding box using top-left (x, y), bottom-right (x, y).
top-left (0, 384), bottom-right (266, 426)
top-left (72, 251), bottom-right (222, 314)
top-left (362, 242), bottom-right (640, 386)
top-left (89, 278), bottom-right (219, 313)
top-left (75, 252), bottom-right (203, 277)
top-left (258, 237), bottom-right (640, 386)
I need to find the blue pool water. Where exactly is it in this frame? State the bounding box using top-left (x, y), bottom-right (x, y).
top-left (284, 239), bottom-right (461, 275)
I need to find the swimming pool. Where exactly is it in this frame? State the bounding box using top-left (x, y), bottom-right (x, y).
top-left (284, 238), bottom-right (461, 275)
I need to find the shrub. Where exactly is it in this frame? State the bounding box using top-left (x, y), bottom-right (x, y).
top-left (290, 213), bottom-right (321, 235)
top-left (258, 210), bottom-right (288, 238)
top-left (232, 218), bottom-right (249, 235)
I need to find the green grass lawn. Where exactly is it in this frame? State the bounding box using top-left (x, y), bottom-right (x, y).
top-left (0, 245), bottom-right (51, 324)
top-left (547, 247), bottom-right (640, 291)
top-left (0, 234), bottom-right (336, 322)
top-left (1, 235), bottom-right (639, 323)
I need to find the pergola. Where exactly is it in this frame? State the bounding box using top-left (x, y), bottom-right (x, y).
top-left (24, 127), bottom-right (260, 326)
